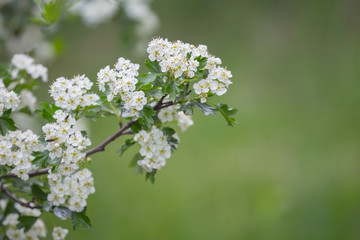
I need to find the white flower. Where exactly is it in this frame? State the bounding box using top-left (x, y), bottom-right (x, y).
top-left (177, 112), bottom-right (194, 132)
top-left (11, 54), bottom-right (34, 70)
top-left (52, 227), bottom-right (68, 240)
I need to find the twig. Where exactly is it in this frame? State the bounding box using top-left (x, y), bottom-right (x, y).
top-left (85, 120), bottom-right (135, 157)
top-left (0, 183), bottom-right (42, 209)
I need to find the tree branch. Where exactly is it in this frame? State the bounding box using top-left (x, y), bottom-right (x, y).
top-left (85, 120), bottom-right (135, 157)
top-left (0, 183), bottom-right (42, 209)
top-left (0, 98), bottom-right (175, 180)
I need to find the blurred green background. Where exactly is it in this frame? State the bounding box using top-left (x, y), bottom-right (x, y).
top-left (44, 0), bottom-right (360, 239)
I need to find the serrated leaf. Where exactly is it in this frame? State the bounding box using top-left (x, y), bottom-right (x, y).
top-left (213, 103), bottom-right (238, 126)
top-left (32, 151), bottom-right (51, 168)
top-left (117, 139), bottom-right (135, 157)
top-left (137, 73), bottom-right (157, 86)
top-left (0, 166), bottom-right (8, 176)
top-left (41, 0), bottom-right (64, 24)
top-left (0, 112), bottom-right (17, 136)
top-left (130, 122), bottom-right (141, 133)
top-left (193, 101), bottom-right (217, 116)
top-left (139, 106), bottom-right (155, 128)
top-left (147, 89), bottom-right (163, 99)
top-left (163, 80), bottom-right (181, 101)
top-left (178, 101), bottom-right (194, 116)
top-left (71, 209), bottom-right (92, 231)
top-left (195, 56), bottom-right (208, 70)
top-left (162, 127), bottom-right (178, 152)
top-left (37, 103), bottom-right (59, 122)
top-left (31, 184), bottom-right (47, 201)
top-left (54, 207), bottom-right (72, 220)
top-left (145, 170), bottom-right (157, 184)
top-left (129, 152), bottom-right (142, 168)
top-left (17, 216), bottom-right (38, 232)
top-left (145, 59), bottom-right (161, 73)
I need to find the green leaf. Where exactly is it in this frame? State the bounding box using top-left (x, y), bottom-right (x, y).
top-left (163, 80), bottom-right (181, 101)
top-left (129, 153), bottom-right (142, 168)
top-left (147, 89), bottom-right (163, 99)
top-left (36, 103), bottom-right (59, 122)
top-left (71, 209), bottom-right (92, 231)
top-left (178, 101), bottom-right (194, 116)
top-left (0, 166), bottom-right (8, 176)
top-left (145, 170), bottom-right (157, 184)
top-left (117, 139), bottom-right (135, 157)
top-left (139, 106), bottom-right (155, 128)
top-left (137, 73), bottom-right (157, 86)
top-left (0, 65), bottom-right (12, 86)
top-left (41, 0), bottom-right (65, 24)
top-left (17, 216), bottom-right (38, 232)
top-left (31, 184), bottom-right (47, 202)
top-left (54, 207), bottom-right (72, 220)
top-left (162, 127), bottom-right (179, 152)
top-left (32, 151), bottom-right (51, 168)
top-left (195, 56), bottom-right (208, 70)
top-left (145, 59), bottom-right (161, 73)
top-left (0, 111), bottom-right (17, 136)
top-left (193, 101), bottom-right (217, 116)
top-left (213, 103), bottom-right (238, 126)
top-left (130, 122), bottom-right (142, 133)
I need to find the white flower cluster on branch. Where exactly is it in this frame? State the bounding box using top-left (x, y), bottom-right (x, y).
top-left (50, 75), bottom-right (99, 110)
top-left (134, 126), bottom-right (175, 172)
top-left (0, 79), bottom-right (20, 117)
top-left (47, 168), bottom-right (95, 212)
top-left (97, 57), bottom-right (147, 117)
top-left (147, 37), bottom-right (232, 103)
top-left (0, 130), bottom-right (42, 180)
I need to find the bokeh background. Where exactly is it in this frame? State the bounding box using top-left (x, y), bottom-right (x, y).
top-left (37, 0), bottom-right (360, 239)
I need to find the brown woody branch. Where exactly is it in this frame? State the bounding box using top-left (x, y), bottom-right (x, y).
top-left (0, 183), bottom-right (42, 209)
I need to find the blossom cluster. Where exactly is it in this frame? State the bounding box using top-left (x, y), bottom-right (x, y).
top-left (147, 38), bottom-right (232, 103)
top-left (42, 110), bottom-right (91, 173)
top-left (158, 105), bottom-right (194, 132)
top-left (0, 79), bottom-right (20, 117)
top-left (47, 168), bottom-right (95, 212)
top-left (97, 57), bottom-right (147, 117)
top-left (11, 54), bottom-right (48, 82)
top-left (49, 75), bottom-right (99, 110)
top-left (0, 130), bottom-right (42, 180)
top-left (2, 200), bottom-right (46, 240)
top-left (134, 126), bottom-right (176, 172)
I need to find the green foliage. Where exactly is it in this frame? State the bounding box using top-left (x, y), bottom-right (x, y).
top-left (31, 184), bottom-right (48, 202)
top-left (137, 73), bottom-right (157, 87)
top-left (145, 59), bottom-right (161, 73)
top-left (212, 103), bottom-right (238, 126)
top-left (35, 103), bottom-right (60, 122)
top-left (32, 151), bottom-right (52, 168)
top-left (0, 110), bottom-right (17, 136)
top-left (0, 166), bottom-right (8, 176)
top-left (0, 65), bottom-right (12, 87)
top-left (193, 101), bottom-right (217, 116)
top-left (117, 139), bottom-right (135, 157)
top-left (163, 80), bottom-right (181, 101)
top-left (17, 216), bottom-right (38, 232)
top-left (178, 101), bottom-right (194, 116)
top-left (33, 0), bottom-right (65, 25)
top-left (145, 170), bottom-right (157, 184)
top-left (71, 209), bottom-right (93, 231)
top-left (162, 127), bottom-right (179, 151)
top-left (139, 106), bottom-right (156, 128)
